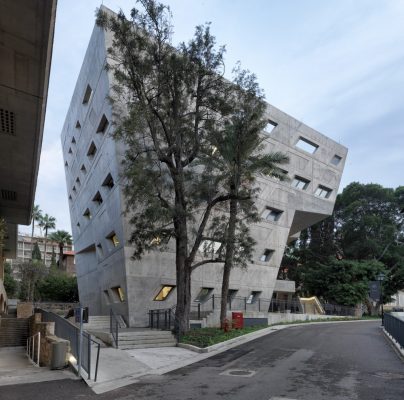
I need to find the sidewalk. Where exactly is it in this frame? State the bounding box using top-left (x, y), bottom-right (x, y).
top-left (0, 347), bottom-right (77, 387)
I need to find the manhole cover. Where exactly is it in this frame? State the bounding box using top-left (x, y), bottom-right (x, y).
top-left (374, 372), bottom-right (404, 380)
top-left (220, 369), bottom-right (256, 377)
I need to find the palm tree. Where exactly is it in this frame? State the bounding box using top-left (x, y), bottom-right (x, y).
top-left (31, 205), bottom-right (42, 241)
top-left (210, 68), bottom-right (289, 327)
top-left (49, 230), bottom-right (72, 269)
top-left (38, 214), bottom-right (56, 265)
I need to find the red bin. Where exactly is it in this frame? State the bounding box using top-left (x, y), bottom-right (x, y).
top-left (232, 312), bottom-right (244, 329)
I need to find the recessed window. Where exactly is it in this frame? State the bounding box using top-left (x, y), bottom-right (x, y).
top-left (75, 177), bottom-right (81, 186)
top-left (93, 191), bottom-right (103, 205)
top-left (102, 173), bottom-right (114, 189)
top-left (87, 141), bottom-right (97, 158)
top-left (227, 289), bottom-right (238, 302)
top-left (65, 161), bottom-right (68, 167)
top-left (68, 147), bottom-right (72, 154)
top-left (75, 121), bottom-right (81, 129)
top-left (83, 208), bottom-right (91, 219)
top-left (80, 164), bottom-right (87, 174)
top-left (68, 195), bottom-right (72, 201)
top-left (260, 249), bottom-right (274, 262)
top-left (198, 240), bottom-right (223, 254)
top-left (96, 114), bottom-right (109, 134)
top-left (264, 120), bottom-right (277, 134)
top-left (76, 222), bottom-right (81, 232)
top-left (296, 137), bottom-right (318, 154)
top-left (315, 185), bottom-right (332, 199)
top-left (72, 186), bottom-right (77, 193)
top-left (82, 84), bottom-right (92, 104)
top-left (97, 243), bottom-right (104, 257)
top-left (154, 285), bottom-right (175, 301)
top-left (111, 286), bottom-right (125, 302)
top-left (292, 176), bottom-right (310, 190)
top-left (247, 291), bottom-right (261, 304)
top-left (331, 154), bottom-right (342, 166)
top-left (194, 288), bottom-right (213, 303)
top-left (103, 290), bottom-right (111, 304)
top-left (106, 232), bottom-right (119, 247)
top-left (71, 136), bottom-right (76, 144)
top-left (261, 207), bottom-right (283, 222)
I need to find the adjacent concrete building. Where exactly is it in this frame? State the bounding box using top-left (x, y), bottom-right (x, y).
top-left (0, 0), bottom-right (57, 313)
top-left (61, 10), bottom-right (347, 327)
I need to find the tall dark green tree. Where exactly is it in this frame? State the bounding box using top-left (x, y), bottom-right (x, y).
top-left (38, 213), bottom-right (56, 264)
top-left (97, 0), bottom-right (258, 334)
top-left (205, 67), bottom-right (289, 326)
top-left (49, 230), bottom-right (72, 269)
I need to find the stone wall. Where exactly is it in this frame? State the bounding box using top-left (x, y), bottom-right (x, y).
top-left (17, 302), bottom-right (33, 318)
top-left (29, 313), bottom-right (70, 368)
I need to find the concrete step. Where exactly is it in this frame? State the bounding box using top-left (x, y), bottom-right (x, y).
top-left (118, 331), bottom-right (173, 338)
top-left (119, 342), bottom-right (176, 350)
top-left (118, 337), bottom-right (176, 344)
top-left (0, 318), bottom-right (29, 347)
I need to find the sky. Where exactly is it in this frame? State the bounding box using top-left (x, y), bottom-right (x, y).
top-left (27, 0), bottom-right (404, 235)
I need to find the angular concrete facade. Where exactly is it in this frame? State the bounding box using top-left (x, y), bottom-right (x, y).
top-left (61, 21), bottom-right (347, 327)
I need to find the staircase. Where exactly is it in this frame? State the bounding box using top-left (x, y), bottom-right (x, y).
top-left (0, 318), bottom-right (29, 347)
top-left (118, 329), bottom-right (176, 350)
top-left (83, 315), bottom-right (126, 332)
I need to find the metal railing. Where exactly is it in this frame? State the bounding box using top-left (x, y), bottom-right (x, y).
top-left (384, 313), bottom-right (404, 349)
top-left (110, 308), bottom-right (119, 348)
top-left (37, 309), bottom-right (100, 382)
top-left (148, 307), bottom-right (175, 330)
top-left (190, 296), bottom-right (305, 318)
top-left (26, 332), bottom-right (40, 367)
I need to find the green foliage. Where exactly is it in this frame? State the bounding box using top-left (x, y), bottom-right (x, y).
top-left (31, 242), bottom-right (42, 261)
top-left (36, 273), bottom-right (79, 302)
top-left (18, 260), bottom-right (46, 301)
top-left (0, 217), bottom-right (6, 249)
top-left (50, 247), bottom-right (57, 271)
top-left (301, 258), bottom-right (385, 306)
top-left (3, 262), bottom-right (17, 298)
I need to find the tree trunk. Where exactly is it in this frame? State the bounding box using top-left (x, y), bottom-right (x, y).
top-left (364, 298), bottom-right (380, 316)
top-left (59, 242), bottom-right (64, 269)
top-left (43, 228), bottom-right (48, 267)
top-left (220, 196), bottom-right (238, 328)
top-left (172, 170), bottom-right (191, 337)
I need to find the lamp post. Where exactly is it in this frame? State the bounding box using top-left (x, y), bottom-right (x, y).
top-left (376, 273), bottom-right (385, 326)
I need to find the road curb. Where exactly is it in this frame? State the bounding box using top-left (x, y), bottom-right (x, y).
top-left (382, 328), bottom-right (404, 360)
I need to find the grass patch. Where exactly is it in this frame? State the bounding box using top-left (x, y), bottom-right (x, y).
top-left (180, 325), bottom-right (267, 348)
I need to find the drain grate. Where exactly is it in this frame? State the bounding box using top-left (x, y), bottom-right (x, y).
top-left (220, 369), bottom-right (256, 378)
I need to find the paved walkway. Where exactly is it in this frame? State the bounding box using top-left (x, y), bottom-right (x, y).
top-left (0, 347), bottom-right (77, 387)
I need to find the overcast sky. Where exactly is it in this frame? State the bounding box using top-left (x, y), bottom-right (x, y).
top-left (26, 0), bottom-right (404, 235)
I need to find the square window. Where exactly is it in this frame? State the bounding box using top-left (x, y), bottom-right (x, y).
top-left (87, 141), bottom-right (97, 158)
top-left (92, 191), bottom-right (103, 205)
top-left (102, 173), bottom-right (114, 189)
top-left (97, 114), bottom-right (109, 134)
top-left (198, 240), bottom-right (223, 254)
top-left (194, 288), bottom-right (213, 303)
top-left (315, 185), bottom-right (332, 198)
top-left (82, 84), bottom-right (92, 104)
top-left (154, 285), bottom-right (175, 301)
top-left (111, 286), bottom-right (125, 302)
top-left (296, 137), bottom-right (318, 154)
top-left (264, 119), bottom-right (277, 134)
top-left (260, 249), bottom-right (274, 262)
top-left (292, 176), bottom-right (310, 190)
top-left (80, 164), bottom-right (87, 174)
top-left (83, 208), bottom-right (91, 219)
top-left (246, 291), bottom-right (261, 304)
top-left (103, 290), bottom-right (111, 304)
top-left (261, 207), bottom-right (283, 222)
top-left (227, 289), bottom-right (238, 303)
top-left (331, 154), bottom-right (342, 166)
top-left (106, 232), bottom-right (119, 247)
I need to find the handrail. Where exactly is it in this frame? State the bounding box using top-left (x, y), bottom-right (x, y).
top-left (110, 308), bottom-right (119, 348)
top-left (36, 308), bottom-right (101, 382)
top-left (26, 332), bottom-right (40, 367)
top-left (384, 313), bottom-right (404, 349)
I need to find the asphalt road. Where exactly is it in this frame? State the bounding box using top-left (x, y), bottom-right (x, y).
top-left (1, 321), bottom-right (403, 400)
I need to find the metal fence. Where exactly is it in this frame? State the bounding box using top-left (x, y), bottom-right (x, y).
top-left (188, 296), bottom-right (357, 319)
top-left (384, 313), bottom-right (404, 349)
top-left (38, 309), bottom-right (100, 381)
top-left (148, 308), bottom-right (175, 330)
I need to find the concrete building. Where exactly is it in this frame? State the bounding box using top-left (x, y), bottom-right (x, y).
top-left (6, 233), bottom-right (74, 274)
top-left (61, 10), bottom-right (347, 327)
top-left (0, 0), bottom-right (56, 313)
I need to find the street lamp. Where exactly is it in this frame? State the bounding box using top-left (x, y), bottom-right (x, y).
top-left (376, 272), bottom-right (385, 326)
